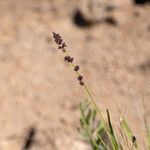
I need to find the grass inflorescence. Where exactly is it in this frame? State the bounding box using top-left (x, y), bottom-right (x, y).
top-left (52, 32), bottom-right (150, 150)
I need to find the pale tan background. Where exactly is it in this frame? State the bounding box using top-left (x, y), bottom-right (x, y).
top-left (0, 0), bottom-right (150, 149)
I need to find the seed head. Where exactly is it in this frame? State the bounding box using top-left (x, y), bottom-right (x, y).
top-left (52, 32), bottom-right (85, 87)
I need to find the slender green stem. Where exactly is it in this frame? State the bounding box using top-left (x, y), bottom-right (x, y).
top-left (83, 84), bottom-right (106, 126)
top-left (62, 50), bottom-right (118, 150)
top-left (70, 62), bottom-right (106, 126)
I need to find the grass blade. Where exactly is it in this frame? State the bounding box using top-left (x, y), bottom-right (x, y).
top-left (120, 117), bottom-right (138, 149)
top-left (106, 109), bottom-right (119, 150)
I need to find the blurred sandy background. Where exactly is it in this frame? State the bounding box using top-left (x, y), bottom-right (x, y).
top-left (0, 0), bottom-right (150, 149)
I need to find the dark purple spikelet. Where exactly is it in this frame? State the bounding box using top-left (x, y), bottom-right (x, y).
top-left (62, 42), bottom-right (67, 49)
top-left (64, 56), bottom-right (73, 63)
top-left (64, 56), bottom-right (70, 62)
top-left (68, 57), bottom-right (74, 63)
top-left (58, 42), bottom-right (67, 50)
top-left (74, 66), bottom-right (80, 71)
top-left (79, 81), bottom-right (84, 86)
top-left (78, 75), bottom-right (83, 81)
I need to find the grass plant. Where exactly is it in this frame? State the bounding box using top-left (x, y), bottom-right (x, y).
top-left (52, 32), bottom-right (149, 150)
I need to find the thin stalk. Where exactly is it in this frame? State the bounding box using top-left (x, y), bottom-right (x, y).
top-left (52, 32), bottom-right (119, 149)
top-left (63, 51), bottom-right (118, 150)
top-left (71, 62), bottom-right (106, 126)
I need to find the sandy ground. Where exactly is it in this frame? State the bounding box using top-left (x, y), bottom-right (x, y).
top-left (0, 0), bottom-right (150, 149)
